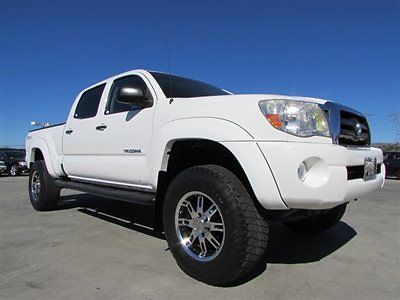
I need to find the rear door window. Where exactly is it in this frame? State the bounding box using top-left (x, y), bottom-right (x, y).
top-left (74, 84), bottom-right (106, 119)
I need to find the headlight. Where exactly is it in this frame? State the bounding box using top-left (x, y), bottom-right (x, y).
top-left (259, 99), bottom-right (330, 137)
top-left (18, 161), bottom-right (27, 166)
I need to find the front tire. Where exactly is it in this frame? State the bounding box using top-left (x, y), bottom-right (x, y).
top-left (29, 160), bottom-right (60, 211)
top-left (10, 164), bottom-right (20, 176)
top-left (283, 204), bottom-right (347, 234)
top-left (163, 165), bottom-right (268, 286)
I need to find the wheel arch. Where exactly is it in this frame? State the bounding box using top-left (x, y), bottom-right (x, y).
top-left (166, 139), bottom-right (250, 183)
top-left (150, 117), bottom-right (258, 231)
top-left (153, 138), bottom-right (265, 231)
top-left (31, 148), bottom-right (45, 163)
top-left (149, 117), bottom-right (254, 184)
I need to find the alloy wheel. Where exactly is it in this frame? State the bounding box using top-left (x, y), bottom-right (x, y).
top-left (30, 170), bottom-right (41, 201)
top-left (174, 191), bottom-right (225, 262)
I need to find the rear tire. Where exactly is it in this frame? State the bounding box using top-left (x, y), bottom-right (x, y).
top-left (29, 160), bottom-right (61, 211)
top-left (163, 165), bottom-right (268, 286)
top-left (283, 204), bottom-right (346, 234)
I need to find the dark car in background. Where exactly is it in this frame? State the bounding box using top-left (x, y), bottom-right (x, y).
top-left (0, 149), bottom-right (28, 176)
top-left (0, 160), bottom-right (6, 173)
top-left (383, 152), bottom-right (400, 179)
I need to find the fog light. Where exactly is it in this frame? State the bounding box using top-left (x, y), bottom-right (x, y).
top-left (297, 161), bottom-right (308, 182)
top-left (298, 157), bottom-right (329, 188)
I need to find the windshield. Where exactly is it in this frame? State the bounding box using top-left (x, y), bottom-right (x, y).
top-left (150, 72), bottom-right (230, 98)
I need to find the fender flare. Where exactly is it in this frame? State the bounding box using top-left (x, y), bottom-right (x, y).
top-left (149, 117), bottom-right (253, 182)
top-left (29, 138), bottom-right (60, 177)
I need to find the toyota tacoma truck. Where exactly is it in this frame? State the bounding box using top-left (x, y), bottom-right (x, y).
top-left (25, 69), bottom-right (385, 286)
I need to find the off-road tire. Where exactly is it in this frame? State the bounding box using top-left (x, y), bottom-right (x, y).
top-left (163, 165), bottom-right (268, 286)
top-left (29, 160), bottom-right (61, 211)
top-left (283, 204), bottom-right (347, 234)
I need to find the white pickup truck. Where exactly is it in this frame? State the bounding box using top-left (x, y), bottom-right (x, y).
top-left (26, 69), bottom-right (385, 286)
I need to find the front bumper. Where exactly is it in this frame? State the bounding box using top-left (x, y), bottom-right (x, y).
top-left (258, 142), bottom-right (385, 209)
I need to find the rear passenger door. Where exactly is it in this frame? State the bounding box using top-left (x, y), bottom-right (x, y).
top-left (62, 83), bottom-right (107, 179)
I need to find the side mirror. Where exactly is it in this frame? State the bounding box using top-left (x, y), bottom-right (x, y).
top-left (116, 86), bottom-right (150, 107)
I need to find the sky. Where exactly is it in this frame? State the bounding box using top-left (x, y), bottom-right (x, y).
top-left (1, 0), bottom-right (399, 147)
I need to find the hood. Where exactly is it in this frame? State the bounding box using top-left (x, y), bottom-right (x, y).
top-left (212, 94), bottom-right (329, 104)
top-left (157, 93), bottom-right (333, 142)
top-left (173, 93), bottom-right (328, 104)
top-left (166, 94), bottom-right (329, 121)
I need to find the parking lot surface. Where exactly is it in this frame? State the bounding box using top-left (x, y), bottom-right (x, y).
top-left (1, 176), bottom-right (399, 300)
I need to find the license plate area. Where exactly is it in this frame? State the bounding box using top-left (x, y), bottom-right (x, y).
top-left (364, 157), bottom-right (377, 181)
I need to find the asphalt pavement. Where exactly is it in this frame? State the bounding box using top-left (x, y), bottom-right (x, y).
top-left (1, 175), bottom-right (399, 300)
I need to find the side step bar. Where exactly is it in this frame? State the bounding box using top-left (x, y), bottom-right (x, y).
top-left (54, 179), bottom-right (156, 206)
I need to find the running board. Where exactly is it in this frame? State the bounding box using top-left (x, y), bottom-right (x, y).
top-left (54, 179), bottom-right (156, 206)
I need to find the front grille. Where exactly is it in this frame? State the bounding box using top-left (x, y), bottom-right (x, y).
top-left (338, 111), bottom-right (370, 146)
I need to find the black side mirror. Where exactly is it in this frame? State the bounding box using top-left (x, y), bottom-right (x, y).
top-left (116, 86), bottom-right (151, 107)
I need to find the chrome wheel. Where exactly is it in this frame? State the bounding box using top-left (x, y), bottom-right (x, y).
top-left (175, 191), bottom-right (225, 262)
top-left (30, 170), bottom-right (41, 201)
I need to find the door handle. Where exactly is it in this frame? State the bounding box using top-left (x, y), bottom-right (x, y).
top-left (96, 125), bottom-right (107, 131)
top-left (65, 129), bottom-right (73, 135)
